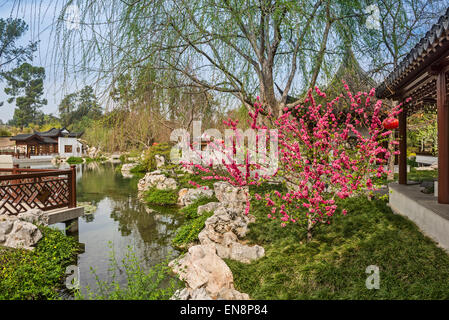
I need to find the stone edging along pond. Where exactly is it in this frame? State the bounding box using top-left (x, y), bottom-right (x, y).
top-left (136, 168), bottom-right (265, 300)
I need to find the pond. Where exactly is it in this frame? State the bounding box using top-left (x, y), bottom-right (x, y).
top-left (21, 161), bottom-right (185, 297)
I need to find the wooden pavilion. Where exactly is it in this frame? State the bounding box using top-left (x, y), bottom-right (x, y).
top-left (10, 127), bottom-right (83, 158)
top-left (376, 7), bottom-right (449, 204)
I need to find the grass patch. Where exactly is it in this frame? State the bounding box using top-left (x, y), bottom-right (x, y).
top-left (407, 168), bottom-right (438, 182)
top-left (172, 196), bottom-right (217, 248)
top-left (0, 226), bottom-right (79, 300)
top-left (176, 172), bottom-right (218, 189)
top-left (226, 196), bottom-right (449, 299)
top-left (144, 187), bottom-right (178, 206)
top-left (130, 163), bottom-right (147, 174)
top-left (172, 211), bottom-right (214, 248)
top-left (373, 168), bottom-right (438, 186)
top-left (179, 196), bottom-right (217, 219)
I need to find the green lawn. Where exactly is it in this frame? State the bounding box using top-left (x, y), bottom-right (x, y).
top-left (372, 168), bottom-right (438, 186)
top-left (226, 196), bottom-right (449, 299)
top-left (407, 168), bottom-right (438, 181)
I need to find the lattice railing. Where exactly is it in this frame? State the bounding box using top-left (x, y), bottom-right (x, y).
top-left (0, 166), bottom-right (76, 215)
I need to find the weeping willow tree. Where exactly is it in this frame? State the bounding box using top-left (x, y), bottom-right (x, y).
top-left (81, 61), bottom-right (220, 152)
top-left (51, 0), bottom-right (380, 117)
top-left (4, 0), bottom-right (446, 123)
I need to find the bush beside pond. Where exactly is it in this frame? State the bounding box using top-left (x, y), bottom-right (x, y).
top-left (141, 143), bottom-right (172, 172)
top-left (67, 156), bottom-right (84, 164)
top-left (144, 187), bottom-right (178, 206)
top-left (172, 211), bottom-right (213, 249)
top-left (130, 163), bottom-right (147, 174)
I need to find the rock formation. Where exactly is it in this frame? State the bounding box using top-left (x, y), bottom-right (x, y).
top-left (178, 187), bottom-right (214, 206)
top-left (197, 202), bottom-right (222, 216)
top-left (170, 181), bottom-right (265, 300)
top-left (198, 205), bottom-right (265, 264)
top-left (137, 170), bottom-right (178, 193)
top-left (121, 163), bottom-right (137, 176)
top-left (213, 181), bottom-right (249, 214)
top-left (169, 244), bottom-right (250, 300)
top-left (155, 155), bottom-right (165, 168)
top-left (0, 209), bottom-right (48, 250)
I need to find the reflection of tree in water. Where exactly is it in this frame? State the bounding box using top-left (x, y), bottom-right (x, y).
top-left (77, 162), bottom-right (140, 203)
top-left (110, 199), bottom-right (184, 245)
top-left (81, 213), bottom-right (95, 223)
top-left (109, 199), bottom-right (186, 265)
top-left (76, 162), bottom-right (186, 264)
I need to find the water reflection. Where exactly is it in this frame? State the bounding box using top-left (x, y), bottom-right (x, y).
top-left (22, 161), bottom-right (185, 295)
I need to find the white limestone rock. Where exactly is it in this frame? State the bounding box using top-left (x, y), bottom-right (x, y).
top-left (169, 244), bottom-right (250, 300)
top-left (3, 220), bottom-right (42, 250)
top-left (17, 208), bottom-right (49, 226)
top-left (137, 171), bottom-right (178, 192)
top-left (121, 163), bottom-right (137, 175)
top-left (197, 202), bottom-right (223, 216)
top-left (155, 154), bottom-right (166, 168)
top-left (0, 219), bottom-right (15, 243)
top-left (197, 206), bottom-right (264, 263)
top-left (178, 187), bottom-right (214, 207)
top-left (213, 181), bottom-right (249, 214)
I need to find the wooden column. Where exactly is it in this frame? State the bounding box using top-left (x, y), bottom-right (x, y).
top-left (437, 70), bottom-right (449, 204)
top-left (398, 101), bottom-right (407, 185)
top-left (69, 165), bottom-right (77, 208)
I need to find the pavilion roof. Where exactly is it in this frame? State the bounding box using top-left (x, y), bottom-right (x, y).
top-left (10, 133), bottom-right (57, 144)
top-left (282, 47), bottom-right (377, 111)
top-left (37, 127), bottom-right (83, 138)
top-left (10, 127), bottom-right (83, 142)
top-left (376, 7), bottom-right (449, 106)
top-left (325, 47), bottom-right (377, 97)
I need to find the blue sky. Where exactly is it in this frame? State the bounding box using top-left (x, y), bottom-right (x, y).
top-left (0, 0), bottom-right (81, 123)
top-left (0, 1), bottom-right (446, 124)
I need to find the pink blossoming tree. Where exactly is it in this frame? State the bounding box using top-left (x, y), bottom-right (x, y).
top-left (180, 82), bottom-right (406, 240)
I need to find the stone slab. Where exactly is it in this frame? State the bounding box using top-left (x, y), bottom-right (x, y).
top-left (389, 183), bottom-right (449, 252)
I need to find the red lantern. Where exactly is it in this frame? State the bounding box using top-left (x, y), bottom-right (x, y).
top-left (382, 118), bottom-right (399, 130)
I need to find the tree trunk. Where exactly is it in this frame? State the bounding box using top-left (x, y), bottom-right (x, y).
top-left (260, 66), bottom-right (279, 117)
top-left (307, 217), bottom-right (313, 241)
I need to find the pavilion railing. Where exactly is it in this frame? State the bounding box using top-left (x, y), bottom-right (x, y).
top-left (0, 165), bottom-right (77, 215)
top-left (0, 152), bottom-right (59, 159)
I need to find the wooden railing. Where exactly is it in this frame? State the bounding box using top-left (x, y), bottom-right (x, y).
top-left (0, 151), bottom-right (26, 158)
top-left (0, 152), bottom-right (59, 159)
top-left (0, 165), bottom-right (77, 215)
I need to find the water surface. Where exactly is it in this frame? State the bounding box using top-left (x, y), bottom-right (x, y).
top-left (22, 162), bottom-right (184, 295)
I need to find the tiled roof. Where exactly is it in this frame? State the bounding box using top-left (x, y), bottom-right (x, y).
top-left (11, 128), bottom-right (83, 141)
top-left (10, 133), bottom-right (57, 144)
top-left (376, 7), bottom-right (449, 98)
top-left (10, 133), bottom-right (35, 141)
top-left (38, 128), bottom-right (62, 137)
top-left (40, 137), bottom-right (58, 144)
